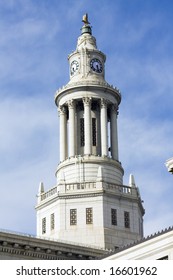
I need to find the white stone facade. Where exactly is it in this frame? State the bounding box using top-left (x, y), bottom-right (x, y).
top-left (0, 230), bottom-right (105, 260)
top-left (36, 176), bottom-right (144, 249)
top-left (36, 15), bottom-right (145, 250)
top-left (56, 156), bottom-right (123, 185)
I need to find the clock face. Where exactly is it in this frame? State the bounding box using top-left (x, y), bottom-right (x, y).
top-left (90, 58), bottom-right (103, 73)
top-left (70, 60), bottom-right (79, 76)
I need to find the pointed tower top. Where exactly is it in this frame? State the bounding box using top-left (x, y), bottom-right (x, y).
top-left (129, 174), bottom-right (136, 188)
top-left (38, 181), bottom-right (44, 194)
top-left (81, 13), bottom-right (92, 35)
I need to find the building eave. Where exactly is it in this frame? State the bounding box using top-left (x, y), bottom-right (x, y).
top-left (102, 226), bottom-right (173, 259)
top-left (0, 230), bottom-right (107, 260)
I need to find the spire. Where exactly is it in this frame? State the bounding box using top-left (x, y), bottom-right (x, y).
top-left (37, 182), bottom-right (44, 204)
top-left (81, 13), bottom-right (92, 35)
top-left (129, 174), bottom-right (136, 188)
top-left (38, 181), bottom-right (44, 194)
top-left (76, 14), bottom-right (97, 51)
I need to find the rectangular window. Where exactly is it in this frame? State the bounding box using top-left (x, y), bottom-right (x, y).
top-left (80, 118), bottom-right (85, 146)
top-left (70, 209), bottom-right (77, 225)
top-left (92, 118), bottom-right (96, 146)
top-left (42, 217), bottom-right (46, 234)
top-left (124, 211), bottom-right (130, 228)
top-left (50, 213), bottom-right (55, 231)
top-left (86, 208), bottom-right (93, 224)
top-left (111, 208), bottom-right (117, 225)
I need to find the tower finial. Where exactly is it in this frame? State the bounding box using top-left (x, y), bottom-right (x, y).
top-left (81, 13), bottom-right (92, 35)
top-left (82, 13), bottom-right (90, 25)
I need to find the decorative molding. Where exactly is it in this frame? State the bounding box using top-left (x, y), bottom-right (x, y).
top-left (58, 192), bottom-right (104, 200)
top-left (82, 97), bottom-right (92, 106)
top-left (67, 99), bottom-right (75, 109)
top-left (56, 80), bottom-right (121, 96)
top-left (59, 105), bottom-right (67, 115)
top-left (100, 98), bottom-right (107, 108)
top-left (0, 231), bottom-right (106, 260)
top-left (111, 104), bottom-right (118, 113)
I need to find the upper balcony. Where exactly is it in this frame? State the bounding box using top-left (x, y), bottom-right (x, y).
top-left (36, 181), bottom-right (145, 215)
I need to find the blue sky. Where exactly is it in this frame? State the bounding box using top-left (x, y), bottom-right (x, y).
top-left (0, 0), bottom-right (173, 238)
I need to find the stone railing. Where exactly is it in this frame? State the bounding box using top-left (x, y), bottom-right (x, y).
top-left (106, 183), bottom-right (141, 198)
top-left (39, 182), bottom-right (139, 203)
top-left (65, 182), bottom-right (96, 192)
top-left (40, 186), bottom-right (57, 201)
top-left (104, 183), bottom-right (132, 194)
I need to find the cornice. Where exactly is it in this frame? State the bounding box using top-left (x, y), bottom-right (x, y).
top-left (55, 81), bottom-right (121, 105)
top-left (0, 231), bottom-right (106, 260)
top-left (0, 246), bottom-right (60, 260)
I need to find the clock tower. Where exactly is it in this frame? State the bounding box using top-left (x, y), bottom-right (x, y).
top-left (36, 15), bottom-right (145, 250)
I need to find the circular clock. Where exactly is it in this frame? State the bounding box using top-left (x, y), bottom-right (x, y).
top-left (90, 58), bottom-right (103, 73)
top-left (70, 60), bottom-right (79, 76)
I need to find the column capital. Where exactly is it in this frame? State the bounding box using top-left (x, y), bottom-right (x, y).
top-left (83, 97), bottom-right (92, 106)
top-left (111, 104), bottom-right (119, 115)
top-left (67, 99), bottom-right (75, 109)
top-left (101, 98), bottom-right (107, 108)
top-left (59, 105), bottom-right (67, 114)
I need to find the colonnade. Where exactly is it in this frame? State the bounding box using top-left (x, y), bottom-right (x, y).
top-left (59, 98), bottom-right (119, 162)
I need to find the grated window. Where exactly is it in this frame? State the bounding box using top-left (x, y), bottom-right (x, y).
top-left (70, 209), bottom-right (77, 225)
top-left (86, 208), bottom-right (93, 224)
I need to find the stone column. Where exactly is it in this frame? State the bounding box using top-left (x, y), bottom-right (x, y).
top-left (83, 97), bottom-right (92, 155)
top-left (100, 98), bottom-right (108, 156)
top-left (59, 105), bottom-right (67, 162)
top-left (110, 104), bottom-right (119, 160)
top-left (68, 99), bottom-right (75, 157)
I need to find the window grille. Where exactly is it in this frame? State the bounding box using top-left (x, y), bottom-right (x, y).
top-left (70, 209), bottom-right (77, 225)
top-left (50, 213), bottom-right (55, 231)
top-left (86, 208), bottom-right (93, 224)
top-left (124, 211), bottom-right (130, 228)
top-left (42, 217), bottom-right (46, 234)
top-left (92, 118), bottom-right (96, 146)
top-left (80, 118), bottom-right (85, 146)
top-left (111, 208), bottom-right (117, 225)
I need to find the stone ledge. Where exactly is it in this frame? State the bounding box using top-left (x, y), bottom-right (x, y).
top-left (0, 231), bottom-right (107, 260)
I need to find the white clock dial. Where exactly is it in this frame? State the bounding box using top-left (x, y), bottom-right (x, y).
top-left (90, 58), bottom-right (103, 73)
top-left (70, 60), bottom-right (79, 76)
